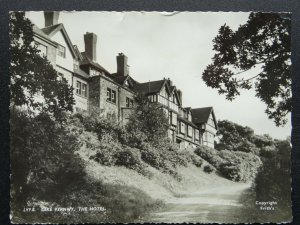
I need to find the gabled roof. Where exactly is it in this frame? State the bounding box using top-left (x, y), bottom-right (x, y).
top-left (191, 107), bottom-right (218, 129)
top-left (41, 23), bottom-right (77, 58)
top-left (73, 45), bottom-right (83, 61)
top-left (110, 75), bottom-right (128, 85)
top-left (33, 25), bottom-right (56, 46)
top-left (41, 23), bottom-right (61, 36)
top-left (133, 80), bottom-right (166, 95)
top-left (80, 52), bottom-right (110, 74)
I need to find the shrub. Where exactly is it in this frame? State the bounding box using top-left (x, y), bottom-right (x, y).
top-left (203, 165), bottom-right (214, 173)
top-left (194, 146), bottom-right (262, 182)
top-left (115, 147), bottom-right (146, 173)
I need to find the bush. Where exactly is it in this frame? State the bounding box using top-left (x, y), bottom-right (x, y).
top-left (194, 146), bottom-right (262, 182)
top-left (115, 147), bottom-right (146, 174)
top-left (186, 151), bottom-right (203, 167)
top-left (203, 165), bottom-right (214, 173)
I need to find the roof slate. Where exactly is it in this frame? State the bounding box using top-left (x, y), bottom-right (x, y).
top-left (74, 67), bottom-right (89, 79)
top-left (80, 52), bottom-right (110, 74)
top-left (133, 80), bottom-right (165, 94)
top-left (33, 25), bottom-right (54, 43)
top-left (191, 107), bottom-right (213, 124)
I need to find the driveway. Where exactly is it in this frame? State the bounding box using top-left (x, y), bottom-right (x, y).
top-left (146, 182), bottom-right (251, 223)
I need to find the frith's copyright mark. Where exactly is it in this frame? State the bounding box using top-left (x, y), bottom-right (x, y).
top-left (255, 201), bottom-right (277, 211)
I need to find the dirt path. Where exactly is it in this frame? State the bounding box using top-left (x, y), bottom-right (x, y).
top-left (145, 182), bottom-right (251, 223)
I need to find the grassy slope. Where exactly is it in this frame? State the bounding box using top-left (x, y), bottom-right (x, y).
top-left (79, 150), bottom-right (234, 202)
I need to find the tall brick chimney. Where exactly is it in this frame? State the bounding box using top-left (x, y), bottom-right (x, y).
top-left (117, 53), bottom-right (129, 76)
top-left (84, 32), bottom-right (97, 62)
top-left (44, 12), bottom-right (60, 27)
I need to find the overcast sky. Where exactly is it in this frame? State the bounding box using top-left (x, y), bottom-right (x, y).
top-left (27, 11), bottom-right (291, 139)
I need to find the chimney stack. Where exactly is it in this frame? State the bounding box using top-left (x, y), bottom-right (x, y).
top-left (177, 89), bottom-right (182, 104)
top-left (167, 78), bottom-right (173, 87)
top-left (84, 32), bottom-right (97, 62)
top-left (44, 12), bottom-right (60, 27)
top-left (117, 53), bottom-right (129, 76)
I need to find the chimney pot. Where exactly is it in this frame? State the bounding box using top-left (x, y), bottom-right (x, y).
top-left (44, 12), bottom-right (60, 27)
top-left (84, 32), bottom-right (97, 62)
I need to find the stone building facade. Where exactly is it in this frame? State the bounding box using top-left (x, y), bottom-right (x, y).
top-left (28, 12), bottom-right (218, 149)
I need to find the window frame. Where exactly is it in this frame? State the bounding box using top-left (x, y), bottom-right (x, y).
top-left (76, 81), bottom-right (81, 95)
top-left (76, 80), bottom-right (88, 98)
top-left (180, 122), bottom-right (185, 134)
top-left (57, 44), bottom-right (66, 58)
top-left (107, 88), bottom-right (117, 104)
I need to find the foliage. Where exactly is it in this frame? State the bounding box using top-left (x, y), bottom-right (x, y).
top-left (9, 12), bottom-right (74, 120)
top-left (10, 109), bottom-right (86, 213)
top-left (126, 94), bottom-right (169, 145)
top-left (13, 180), bottom-right (163, 224)
top-left (202, 12), bottom-right (291, 126)
top-left (203, 165), bottom-right (214, 173)
top-left (252, 139), bottom-right (292, 222)
top-left (216, 120), bottom-right (275, 155)
top-left (186, 152), bottom-right (203, 168)
top-left (195, 145), bottom-right (262, 182)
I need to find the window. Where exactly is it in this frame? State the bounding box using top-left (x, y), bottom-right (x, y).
top-left (169, 112), bottom-right (177, 126)
top-left (57, 45), bottom-right (66, 58)
top-left (76, 81), bottom-right (81, 95)
top-left (76, 80), bottom-right (87, 97)
top-left (187, 126), bottom-right (193, 137)
top-left (111, 91), bottom-right (116, 103)
top-left (82, 83), bottom-right (87, 97)
top-left (35, 42), bottom-right (47, 57)
top-left (195, 129), bottom-right (199, 140)
top-left (126, 97), bottom-right (133, 108)
top-left (148, 94), bottom-right (157, 102)
top-left (107, 88), bottom-right (117, 103)
top-left (180, 122), bottom-right (185, 134)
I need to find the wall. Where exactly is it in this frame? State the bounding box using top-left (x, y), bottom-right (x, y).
top-left (73, 76), bottom-right (89, 112)
top-left (51, 30), bottom-right (74, 71)
top-left (33, 36), bottom-right (57, 66)
top-left (99, 77), bottom-right (119, 119)
top-left (88, 76), bottom-right (101, 114)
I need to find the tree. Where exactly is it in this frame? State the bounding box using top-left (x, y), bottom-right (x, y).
top-left (216, 120), bottom-right (276, 155)
top-left (10, 109), bottom-right (86, 214)
top-left (9, 12), bottom-right (74, 120)
top-left (202, 12), bottom-right (291, 126)
top-left (126, 94), bottom-right (169, 146)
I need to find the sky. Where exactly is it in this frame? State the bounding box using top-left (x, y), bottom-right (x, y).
top-left (27, 11), bottom-right (291, 139)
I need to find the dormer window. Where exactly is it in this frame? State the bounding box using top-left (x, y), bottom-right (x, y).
top-left (57, 45), bottom-right (66, 58)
